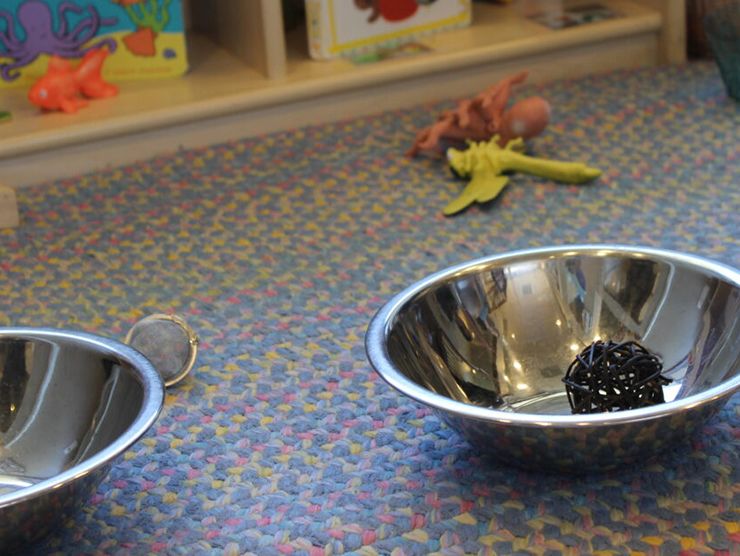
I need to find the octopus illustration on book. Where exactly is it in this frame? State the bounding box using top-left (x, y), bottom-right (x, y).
top-left (407, 71), bottom-right (551, 157)
top-left (0, 0), bottom-right (118, 82)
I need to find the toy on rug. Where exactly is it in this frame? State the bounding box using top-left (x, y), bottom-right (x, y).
top-left (28, 47), bottom-right (118, 113)
top-left (443, 136), bottom-right (600, 215)
top-left (407, 71), bottom-right (550, 157)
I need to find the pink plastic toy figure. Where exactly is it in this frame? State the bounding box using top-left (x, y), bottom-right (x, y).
top-left (28, 47), bottom-right (118, 113)
top-left (407, 71), bottom-right (550, 157)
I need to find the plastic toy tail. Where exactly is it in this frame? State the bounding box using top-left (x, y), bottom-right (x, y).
top-left (444, 137), bottom-right (601, 216)
top-left (75, 48), bottom-right (118, 100)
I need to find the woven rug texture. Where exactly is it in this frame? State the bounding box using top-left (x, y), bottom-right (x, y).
top-left (1, 61), bottom-right (739, 555)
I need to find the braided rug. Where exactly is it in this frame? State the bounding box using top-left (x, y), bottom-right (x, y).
top-left (1, 61), bottom-right (738, 555)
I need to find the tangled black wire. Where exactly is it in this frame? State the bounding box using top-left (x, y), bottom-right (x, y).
top-left (563, 340), bottom-right (672, 414)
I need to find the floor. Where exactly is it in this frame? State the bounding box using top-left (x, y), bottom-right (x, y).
top-left (1, 61), bottom-right (738, 555)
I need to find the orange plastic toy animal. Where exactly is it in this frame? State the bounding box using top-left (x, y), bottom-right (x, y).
top-left (407, 71), bottom-right (550, 157)
top-left (28, 48), bottom-right (118, 114)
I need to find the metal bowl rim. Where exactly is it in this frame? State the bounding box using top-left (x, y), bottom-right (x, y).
top-left (0, 327), bottom-right (165, 508)
top-left (365, 244), bottom-right (740, 428)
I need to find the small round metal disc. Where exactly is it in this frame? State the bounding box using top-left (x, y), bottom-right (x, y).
top-left (125, 314), bottom-right (198, 387)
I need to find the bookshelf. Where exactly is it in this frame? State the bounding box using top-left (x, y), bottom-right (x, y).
top-left (0, 0), bottom-right (685, 187)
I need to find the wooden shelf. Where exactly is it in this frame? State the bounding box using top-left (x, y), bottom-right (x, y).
top-left (283, 0), bottom-right (661, 85)
top-left (0, 0), bottom-right (684, 187)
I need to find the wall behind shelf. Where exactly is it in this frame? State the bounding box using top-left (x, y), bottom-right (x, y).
top-left (187, 0), bottom-right (286, 78)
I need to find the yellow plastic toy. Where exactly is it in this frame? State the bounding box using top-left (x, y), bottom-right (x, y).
top-left (444, 137), bottom-right (601, 216)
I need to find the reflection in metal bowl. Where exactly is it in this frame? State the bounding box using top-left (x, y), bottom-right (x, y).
top-left (0, 329), bottom-right (163, 548)
top-left (366, 245), bottom-right (740, 471)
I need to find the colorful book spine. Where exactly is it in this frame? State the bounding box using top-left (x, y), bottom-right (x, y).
top-left (0, 0), bottom-right (188, 88)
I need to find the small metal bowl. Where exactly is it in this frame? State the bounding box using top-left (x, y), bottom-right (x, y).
top-left (366, 245), bottom-right (740, 472)
top-left (0, 328), bottom-right (164, 547)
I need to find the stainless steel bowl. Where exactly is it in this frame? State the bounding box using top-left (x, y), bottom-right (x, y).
top-left (0, 328), bottom-right (164, 547)
top-left (366, 245), bottom-right (740, 471)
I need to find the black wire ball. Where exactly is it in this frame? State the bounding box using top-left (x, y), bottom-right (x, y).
top-left (563, 340), bottom-right (672, 414)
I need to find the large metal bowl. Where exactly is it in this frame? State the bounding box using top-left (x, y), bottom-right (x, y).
top-left (0, 328), bottom-right (164, 548)
top-left (366, 245), bottom-right (740, 471)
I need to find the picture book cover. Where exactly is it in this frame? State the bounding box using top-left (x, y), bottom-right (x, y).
top-left (0, 0), bottom-right (188, 88)
top-left (305, 0), bottom-right (472, 60)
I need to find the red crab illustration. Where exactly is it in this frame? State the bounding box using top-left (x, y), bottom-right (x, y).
top-left (354, 0), bottom-right (422, 23)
